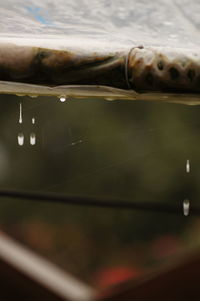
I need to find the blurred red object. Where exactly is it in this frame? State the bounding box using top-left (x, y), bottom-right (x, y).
top-left (151, 235), bottom-right (182, 259)
top-left (95, 266), bottom-right (141, 289)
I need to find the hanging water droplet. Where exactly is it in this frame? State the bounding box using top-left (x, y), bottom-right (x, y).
top-left (30, 133), bottom-right (36, 145)
top-left (105, 97), bottom-right (115, 101)
top-left (19, 102), bottom-right (23, 124)
top-left (183, 199), bottom-right (190, 216)
top-left (32, 117), bottom-right (35, 124)
top-left (17, 133), bottom-right (24, 146)
top-left (186, 159), bottom-right (190, 173)
top-left (59, 95), bottom-right (67, 102)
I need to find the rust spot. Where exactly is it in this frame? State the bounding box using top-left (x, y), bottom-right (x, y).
top-left (40, 50), bottom-right (75, 70)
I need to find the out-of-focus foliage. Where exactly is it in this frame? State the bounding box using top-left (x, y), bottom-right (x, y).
top-left (0, 94), bottom-right (199, 287)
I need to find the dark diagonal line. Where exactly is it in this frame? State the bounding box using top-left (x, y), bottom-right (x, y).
top-left (0, 189), bottom-right (199, 215)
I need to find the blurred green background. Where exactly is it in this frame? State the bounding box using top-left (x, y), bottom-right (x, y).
top-left (0, 94), bottom-right (199, 288)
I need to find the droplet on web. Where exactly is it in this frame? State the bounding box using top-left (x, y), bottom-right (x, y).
top-left (183, 199), bottom-right (190, 216)
top-left (30, 133), bottom-right (36, 145)
top-left (186, 159), bottom-right (190, 173)
top-left (19, 102), bottom-right (23, 124)
top-left (18, 133), bottom-right (24, 146)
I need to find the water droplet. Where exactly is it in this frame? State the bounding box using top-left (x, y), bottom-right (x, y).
top-left (19, 102), bottom-right (22, 124)
top-left (183, 199), bottom-right (190, 216)
top-left (17, 133), bottom-right (24, 146)
top-left (59, 95), bottom-right (67, 102)
top-left (32, 117), bottom-right (35, 124)
top-left (105, 97), bottom-right (115, 101)
top-left (30, 133), bottom-right (36, 145)
top-left (186, 159), bottom-right (190, 173)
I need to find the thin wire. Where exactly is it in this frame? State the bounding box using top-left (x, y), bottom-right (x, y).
top-left (125, 45), bottom-right (144, 90)
top-left (0, 189), bottom-right (199, 215)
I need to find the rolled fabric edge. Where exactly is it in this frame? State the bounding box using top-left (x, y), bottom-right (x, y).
top-left (128, 46), bottom-right (200, 92)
